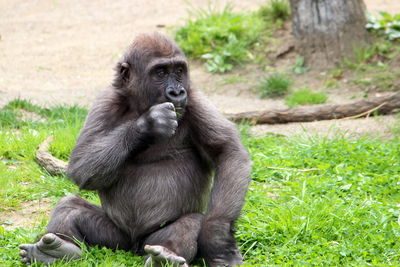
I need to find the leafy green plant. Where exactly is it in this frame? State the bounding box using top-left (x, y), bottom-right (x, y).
top-left (258, 73), bottom-right (291, 98)
top-left (201, 34), bottom-right (247, 73)
top-left (291, 56), bottom-right (310, 74)
top-left (366, 12), bottom-right (400, 40)
top-left (285, 87), bottom-right (328, 107)
top-left (259, 0), bottom-right (290, 21)
top-left (174, 5), bottom-right (265, 73)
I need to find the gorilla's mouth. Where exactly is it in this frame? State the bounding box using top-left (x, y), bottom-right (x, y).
top-left (174, 104), bottom-right (186, 118)
top-left (165, 85), bottom-right (187, 114)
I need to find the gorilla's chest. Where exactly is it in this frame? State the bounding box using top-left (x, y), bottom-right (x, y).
top-left (131, 138), bottom-right (193, 164)
top-left (129, 123), bottom-right (202, 165)
top-left (99, 132), bottom-right (212, 236)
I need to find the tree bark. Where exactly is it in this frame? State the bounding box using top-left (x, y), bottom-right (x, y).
top-left (289, 0), bottom-right (370, 68)
top-left (226, 93), bottom-right (400, 124)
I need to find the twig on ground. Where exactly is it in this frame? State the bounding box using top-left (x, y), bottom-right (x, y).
top-left (337, 101), bottom-right (387, 121)
top-left (36, 136), bottom-right (68, 175)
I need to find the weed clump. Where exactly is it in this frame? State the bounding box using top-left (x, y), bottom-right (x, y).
top-left (366, 12), bottom-right (400, 40)
top-left (285, 88), bottom-right (328, 107)
top-left (174, 5), bottom-right (265, 73)
top-left (259, 0), bottom-right (290, 21)
top-left (258, 73), bottom-right (291, 98)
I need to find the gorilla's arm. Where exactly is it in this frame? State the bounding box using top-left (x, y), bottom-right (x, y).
top-left (67, 91), bottom-right (145, 190)
top-left (67, 90), bottom-right (177, 190)
top-left (188, 91), bottom-right (251, 264)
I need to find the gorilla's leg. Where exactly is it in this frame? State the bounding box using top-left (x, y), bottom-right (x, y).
top-left (20, 195), bottom-right (131, 265)
top-left (144, 213), bottom-right (203, 267)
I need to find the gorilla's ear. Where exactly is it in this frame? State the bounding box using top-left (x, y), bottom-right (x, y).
top-left (113, 62), bottom-right (131, 89)
top-left (119, 62), bottom-right (130, 82)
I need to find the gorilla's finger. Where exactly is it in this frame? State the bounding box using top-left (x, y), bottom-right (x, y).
top-left (156, 102), bottom-right (175, 111)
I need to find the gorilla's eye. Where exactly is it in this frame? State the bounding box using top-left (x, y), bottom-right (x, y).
top-left (156, 68), bottom-right (166, 78)
top-left (176, 67), bottom-right (184, 75)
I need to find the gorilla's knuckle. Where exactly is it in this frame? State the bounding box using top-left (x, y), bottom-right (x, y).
top-left (166, 102), bottom-right (175, 109)
top-left (166, 110), bottom-right (177, 119)
top-left (149, 105), bottom-right (158, 112)
top-left (154, 117), bottom-right (167, 125)
top-left (171, 120), bottom-right (178, 128)
top-left (148, 111), bottom-right (160, 121)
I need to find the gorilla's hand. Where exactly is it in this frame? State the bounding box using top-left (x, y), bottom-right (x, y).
top-left (137, 102), bottom-right (178, 139)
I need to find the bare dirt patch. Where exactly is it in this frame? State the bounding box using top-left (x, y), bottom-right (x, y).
top-left (251, 114), bottom-right (398, 139)
top-left (0, 199), bottom-right (53, 229)
top-left (366, 0), bottom-right (400, 15)
top-left (0, 0), bottom-right (265, 108)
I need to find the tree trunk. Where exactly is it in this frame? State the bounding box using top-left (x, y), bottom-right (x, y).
top-left (289, 0), bottom-right (370, 68)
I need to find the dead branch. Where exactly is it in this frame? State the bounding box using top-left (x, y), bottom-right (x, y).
top-left (225, 92), bottom-right (400, 124)
top-left (36, 136), bottom-right (68, 175)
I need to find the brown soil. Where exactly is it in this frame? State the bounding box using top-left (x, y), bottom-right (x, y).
top-left (0, 199), bottom-right (53, 229)
top-left (252, 114), bottom-right (398, 138)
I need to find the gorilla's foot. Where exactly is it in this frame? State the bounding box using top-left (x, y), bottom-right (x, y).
top-left (19, 233), bottom-right (81, 265)
top-left (144, 245), bottom-right (188, 267)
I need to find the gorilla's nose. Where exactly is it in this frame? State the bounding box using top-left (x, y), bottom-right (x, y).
top-left (165, 86), bottom-right (187, 104)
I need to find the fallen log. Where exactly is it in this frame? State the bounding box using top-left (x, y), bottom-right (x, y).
top-left (225, 92), bottom-right (400, 124)
top-left (36, 136), bottom-right (68, 175)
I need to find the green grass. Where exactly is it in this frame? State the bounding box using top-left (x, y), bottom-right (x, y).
top-left (239, 132), bottom-right (400, 265)
top-left (285, 88), bottom-right (328, 107)
top-left (0, 100), bottom-right (88, 211)
top-left (258, 73), bottom-right (292, 98)
top-left (1, 100), bottom-right (400, 266)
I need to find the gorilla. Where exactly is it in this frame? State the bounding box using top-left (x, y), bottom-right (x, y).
top-left (20, 32), bottom-right (251, 267)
